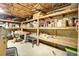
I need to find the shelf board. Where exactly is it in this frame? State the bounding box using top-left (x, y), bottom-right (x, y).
top-left (39, 36), bottom-right (77, 48)
top-left (21, 27), bottom-right (76, 30)
top-left (23, 19), bottom-right (37, 23)
top-left (0, 19), bottom-right (20, 23)
top-left (5, 27), bottom-right (20, 30)
top-left (23, 27), bottom-right (37, 29)
top-left (39, 27), bottom-right (76, 29)
top-left (4, 27), bottom-right (76, 30)
top-left (39, 9), bottom-right (78, 19)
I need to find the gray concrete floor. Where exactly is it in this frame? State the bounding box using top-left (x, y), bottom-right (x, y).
top-left (7, 40), bottom-right (67, 56)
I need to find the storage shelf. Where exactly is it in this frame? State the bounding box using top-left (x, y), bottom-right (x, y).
top-left (39, 27), bottom-right (76, 30)
top-left (39, 9), bottom-right (78, 19)
top-left (22, 19), bottom-right (37, 23)
top-left (0, 19), bottom-right (20, 23)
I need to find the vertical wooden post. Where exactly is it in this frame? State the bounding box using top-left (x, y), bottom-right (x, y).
top-left (37, 12), bottom-right (41, 46)
top-left (21, 22), bottom-right (23, 31)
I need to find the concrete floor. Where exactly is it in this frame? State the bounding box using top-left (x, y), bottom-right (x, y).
top-left (7, 40), bottom-right (67, 56)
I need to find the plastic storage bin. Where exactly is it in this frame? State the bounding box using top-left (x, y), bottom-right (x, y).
top-left (65, 47), bottom-right (78, 56)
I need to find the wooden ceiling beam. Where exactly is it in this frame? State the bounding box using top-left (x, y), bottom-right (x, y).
top-left (17, 3), bottom-right (31, 8)
top-left (17, 3), bottom-right (33, 11)
top-left (8, 4), bottom-right (26, 18)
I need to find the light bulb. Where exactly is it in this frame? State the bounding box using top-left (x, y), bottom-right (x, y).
top-left (0, 8), bottom-right (5, 13)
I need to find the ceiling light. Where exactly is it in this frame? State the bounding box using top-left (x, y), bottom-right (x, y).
top-left (0, 8), bottom-right (5, 14)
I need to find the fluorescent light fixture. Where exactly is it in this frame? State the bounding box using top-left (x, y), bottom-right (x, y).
top-left (0, 8), bottom-right (5, 13)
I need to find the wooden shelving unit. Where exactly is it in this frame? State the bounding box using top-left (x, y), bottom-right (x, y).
top-left (20, 8), bottom-right (78, 47)
top-left (21, 8), bottom-right (78, 30)
top-left (0, 7), bottom-right (77, 49)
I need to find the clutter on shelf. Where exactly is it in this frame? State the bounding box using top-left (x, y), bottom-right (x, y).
top-left (39, 13), bottom-right (78, 28)
top-left (0, 21), bottom-right (20, 28)
top-left (22, 20), bottom-right (38, 28)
